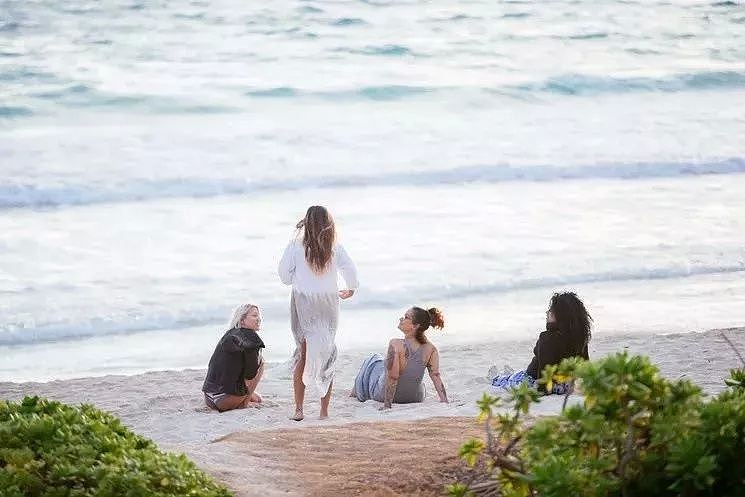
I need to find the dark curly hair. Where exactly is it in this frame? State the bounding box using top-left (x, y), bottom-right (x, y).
top-left (548, 292), bottom-right (592, 354)
top-left (410, 307), bottom-right (445, 344)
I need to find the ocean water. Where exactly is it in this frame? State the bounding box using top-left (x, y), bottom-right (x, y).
top-left (1, 0), bottom-right (745, 381)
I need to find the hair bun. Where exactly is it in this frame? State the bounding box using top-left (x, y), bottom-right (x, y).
top-left (427, 308), bottom-right (445, 330)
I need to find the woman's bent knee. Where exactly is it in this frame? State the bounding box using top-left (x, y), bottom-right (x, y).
top-left (215, 394), bottom-right (249, 412)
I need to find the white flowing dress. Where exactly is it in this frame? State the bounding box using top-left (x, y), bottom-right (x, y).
top-left (278, 239), bottom-right (359, 397)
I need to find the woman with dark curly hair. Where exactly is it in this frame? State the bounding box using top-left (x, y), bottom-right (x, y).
top-left (491, 292), bottom-right (592, 394)
top-left (351, 306), bottom-right (449, 409)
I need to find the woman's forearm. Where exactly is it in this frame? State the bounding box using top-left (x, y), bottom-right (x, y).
top-left (382, 376), bottom-right (398, 408)
top-left (431, 373), bottom-right (448, 402)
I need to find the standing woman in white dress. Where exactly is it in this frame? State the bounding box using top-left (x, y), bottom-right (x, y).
top-left (278, 206), bottom-right (359, 420)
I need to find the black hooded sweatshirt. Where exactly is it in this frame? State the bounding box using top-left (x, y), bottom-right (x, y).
top-left (202, 327), bottom-right (265, 396)
top-left (525, 325), bottom-right (589, 381)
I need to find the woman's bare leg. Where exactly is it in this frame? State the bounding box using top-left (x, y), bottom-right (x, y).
top-left (244, 361), bottom-right (265, 403)
top-left (292, 341), bottom-right (306, 421)
top-left (320, 381), bottom-right (333, 419)
top-left (213, 394), bottom-right (250, 412)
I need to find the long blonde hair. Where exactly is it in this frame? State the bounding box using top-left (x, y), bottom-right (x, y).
top-left (296, 205), bottom-right (336, 274)
top-left (228, 303), bottom-right (259, 329)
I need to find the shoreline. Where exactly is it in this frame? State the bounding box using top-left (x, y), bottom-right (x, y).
top-left (2, 325), bottom-right (743, 385)
top-left (1, 327), bottom-right (742, 438)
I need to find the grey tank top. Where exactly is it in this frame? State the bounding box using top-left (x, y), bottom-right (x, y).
top-left (391, 340), bottom-right (427, 403)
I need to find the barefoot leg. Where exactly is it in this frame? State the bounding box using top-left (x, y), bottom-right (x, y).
top-left (292, 341), bottom-right (307, 421)
top-left (319, 381), bottom-right (333, 419)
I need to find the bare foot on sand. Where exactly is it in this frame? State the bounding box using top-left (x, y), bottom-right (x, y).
top-left (249, 392), bottom-right (262, 403)
top-left (240, 398), bottom-right (262, 409)
top-left (291, 409), bottom-right (304, 421)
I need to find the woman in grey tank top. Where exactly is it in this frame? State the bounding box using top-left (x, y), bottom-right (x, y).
top-left (351, 306), bottom-right (449, 409)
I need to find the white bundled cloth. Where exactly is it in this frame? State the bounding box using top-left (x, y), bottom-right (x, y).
top-left (278, 239), bottom-right (359, 397)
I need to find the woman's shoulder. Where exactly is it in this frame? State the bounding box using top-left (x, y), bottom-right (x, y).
top-left (420, 342), bottom-right (437, 356)
top-left (535, 330), bottom-right (555, 344)
top-left (224, 328), bottom-right (265, 351)
top-left (536, 329), bottom-right (571, 350)
top-left (286, 237), bottom-right (303, 248)
top-left (333, 242), bottom-right (352, 255)
top-left (283, 238), bottom-right (304, 255)
top-left (237, 328), bottom-right (265, 349)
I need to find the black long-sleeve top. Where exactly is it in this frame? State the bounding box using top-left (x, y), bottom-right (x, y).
top-left (202, 327), bottom-right (265, 396)
top-left (525, 330), bottom-right (589, 381)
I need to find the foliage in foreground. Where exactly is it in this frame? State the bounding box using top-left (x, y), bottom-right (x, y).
top-left (449, 353), bottom-right (745, 497)
top-left (0, 396), bottom-right (232, 497)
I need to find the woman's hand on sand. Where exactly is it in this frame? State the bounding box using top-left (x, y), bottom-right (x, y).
top-left (338, 289), bottom-right (355, 299)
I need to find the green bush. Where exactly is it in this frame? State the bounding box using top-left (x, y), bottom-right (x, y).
top-left (0, 396), bottom-right (232, 497)
top-left (449, 353), bottom-right (745, 497)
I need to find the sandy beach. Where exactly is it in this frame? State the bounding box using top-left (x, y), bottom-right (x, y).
top-left (2, 327), bottom-right (743, 496)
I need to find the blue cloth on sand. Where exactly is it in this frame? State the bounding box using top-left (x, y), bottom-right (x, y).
top-left (491, 369), bottom-right (572, 395)
top-left (353, 353), bottom-right (386, 402)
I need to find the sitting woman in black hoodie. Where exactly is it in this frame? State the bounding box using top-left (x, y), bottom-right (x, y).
top-left (203, 303), bottom-right (266, 412)
top-left (491, 292), bottom-right (591, 394)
